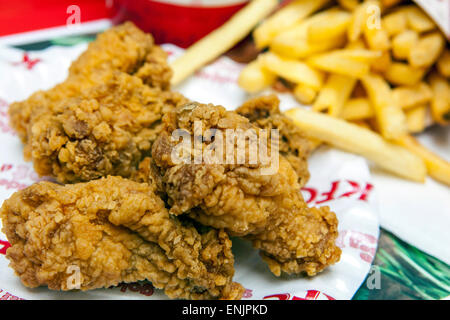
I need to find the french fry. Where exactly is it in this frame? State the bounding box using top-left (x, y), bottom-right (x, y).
top-left (293, 83), bottom-right (318, 105)
top-left (259, 52), bottom-right (324, 89)
top-left (397, 135), bottom-right (450, 186)
top-left (313, 74), bottom-right (357, 117)
top-left (271, 9), bottom-right (332, 42)
top-left (170, 0), bottom-right (278, 86)
top-left (363, 2), bottom-right (391, 51)
top-left (238, 60), bottom-right (275, 93)
top-left (392, 82), bottom-right (433, 109)
top-left (404, 6), bottom-right (436, 33)
top-left (313, 87), bottom-right (334, 112)
top-left (338, 49), bottom-right (382, 62)
top-left (271, 34), bottom-right (346, 59)
top-left (371, 50), bottom-right (392, 73)
top-left (306, 50), bottom-right (372, 78)
top-left (348, 0), bottom-right (378, 42)
top-left (285, 107), bottom-right (426, 182)
top-left (271, 9), bottom-right (346, 59)
top-left (384, 62), bottom-right (426, 86)
top-left (428, 72), bottom-right (450, 125)
top-left (364, 27), bottom-right (391, 51)
top-left (392, 30), bottom-right (419, 60)
top-left (346, 39), bottom-right (366, 50)
top-left (341, 97), bottom-right (375, 120)
top-left (437, 49), bottom-right (450, 78)
top-left (405, 105), bottom-right (427, 133)
top-left (382, 10), bottom-right (407, 36)
top-left (409, 32), bottom-right (445, 68)
top-left (308, 10), bottom-right (352, 42)
top-left (361, 73), bottom-right (407, 140)
top-left (253, 0), bottom-right (330, 48)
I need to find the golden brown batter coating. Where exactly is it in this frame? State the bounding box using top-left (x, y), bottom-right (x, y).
top-left (0, 176), bottom-right (243, 299)
top-left (236, 95), bottom-right (314, 187)
top-left (9, 22), bottom-right (170, 144)
top-left (150, 103), bottom-right (341, 276)
top-left (9, 23), bottom-right (185, 184)
top-left (26, 72), bottom-right (187, 183)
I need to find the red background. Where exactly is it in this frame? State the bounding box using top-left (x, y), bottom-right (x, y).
top-left (0, 0), bottom-right (247, 47)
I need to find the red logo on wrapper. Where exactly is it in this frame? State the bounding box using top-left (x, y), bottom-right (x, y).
top-left (0, 163), bottom-right (41, 191)
top-left (12, 53), bottom-right (41, 70)
top-left (0, 98), bottom-right (14, 136)
top-left (302, 180), bottom-right (374, 205)
top-left (242, 288), bottom-right (253, 298)
top-left (264, 290), bottom-right (335, 300)
top-left (336, 230), bottom-right (377, 263)
top-left (0, 289), bottom-right (24, 300)
top-left (0, 240), bottom-right (11, 255)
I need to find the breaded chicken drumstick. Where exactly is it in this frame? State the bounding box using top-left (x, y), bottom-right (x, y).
top-left (0, 176), bottom-right (243, 299)
top-left (148, 102), bottom-right (341, 276)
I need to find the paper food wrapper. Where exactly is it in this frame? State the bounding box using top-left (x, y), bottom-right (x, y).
top-left (414, 0), bottom-right (450, 37)
top-left (0, 43), bottom-right (382, 300)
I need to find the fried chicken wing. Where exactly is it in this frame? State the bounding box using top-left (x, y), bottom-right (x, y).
top-left (0, 176), bottom-right (243, 300)
top-left (236, 95), bottom-right (314, 187)
top-left (26, 72), bottom-right (186, 183)
top-left (9, 22), bottom-right (169, 145)
top-left (149, 103), bottom-right (341, 276)
top-left (10, 23), bottom-right (187, 184)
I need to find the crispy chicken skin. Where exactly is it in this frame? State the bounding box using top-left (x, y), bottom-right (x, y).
top-left (26, 72), bottom-right (187, 183)
top-left (8, 22), bottom-right (181, 184)
top-left (0, 176), bottom-right (243, 299)
top-left (236, 95), bottom-right (314, 187)
top-left (150, 103), bottom-right (341, 276)
top-left (9, 22), bottom-right (171, 145)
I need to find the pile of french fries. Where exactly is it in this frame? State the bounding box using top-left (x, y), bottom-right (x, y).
top-left (239, 0), bottom-right (450, 185)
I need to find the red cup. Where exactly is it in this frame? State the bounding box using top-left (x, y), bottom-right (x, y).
top-left (111, 0), bottom-right (248, 48)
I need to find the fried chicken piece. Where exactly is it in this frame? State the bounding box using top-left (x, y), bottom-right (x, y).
top-left (9, 22), bottom-right (172, 144)
top-left (10, 22), bottom-right (182, 183)
top-left (236, 95), bottom-right (314, 187)
top-left (149, 103), bottom-right (341, 276)
top-left (68, 23), bottom-right (172, 91)
top-left (0, 176), bottom-right (243, 300)
top-left (26, 72), bottom-right (187, 183)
